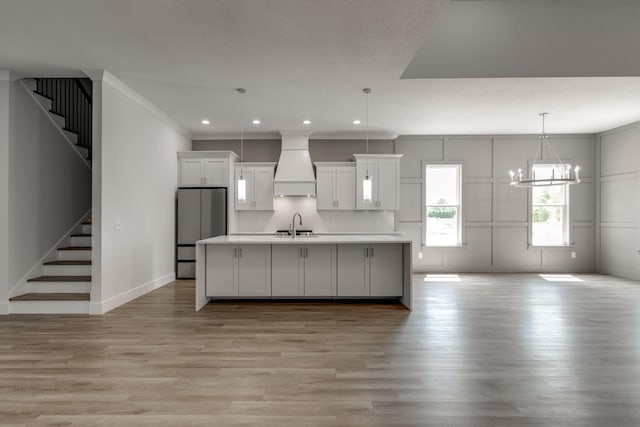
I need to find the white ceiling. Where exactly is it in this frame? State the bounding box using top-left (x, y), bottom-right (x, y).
top-left (1, 0), bottom-right (640, 137)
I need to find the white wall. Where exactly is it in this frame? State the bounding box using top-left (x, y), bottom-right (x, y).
top-left (0, 73), bottom-right (10, 313)
top-left (597, 123), bottom-right (640, 280)
top-left (8, 80), bottom-right (92, 290)
top-left (91, 72), bottom-right (190, 313)
top-left (396, 135), bottom-right (595, 273)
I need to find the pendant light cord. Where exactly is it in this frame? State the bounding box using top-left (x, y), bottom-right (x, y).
top-left (364, 88), bottom-right (371, 176)
top-left (236, 88), bottom-right (246, 178)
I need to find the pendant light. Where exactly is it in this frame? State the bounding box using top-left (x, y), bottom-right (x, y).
top-left (509, 113), bottom-right (581, 187)
top-left (236, 88), bottom-right (247, 203)
top-left (362, 88), bottom-right (373, 203)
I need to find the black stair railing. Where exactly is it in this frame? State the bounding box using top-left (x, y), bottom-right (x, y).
top-left (34, 78), bottom-right (92, 161)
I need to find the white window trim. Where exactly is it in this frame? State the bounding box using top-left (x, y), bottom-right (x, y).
top-left (528, 162), bottom-right (572, 247)
top-left (423, 162), bottom-right (464, 247)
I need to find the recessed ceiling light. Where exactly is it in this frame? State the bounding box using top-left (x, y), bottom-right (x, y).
top-left (252, 119), bottom-right (260, 125)
top-left (353, 120), bottom-right (361, 125)
top-left (201, 119), bottom-right (210, 125)
top-left (302, 119), bottom-right (311, 125)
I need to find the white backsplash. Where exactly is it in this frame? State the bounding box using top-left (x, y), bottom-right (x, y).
top-left (233, 197), bottom-right (395, 233)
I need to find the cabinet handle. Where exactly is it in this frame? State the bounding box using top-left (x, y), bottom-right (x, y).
top-left (239, 248), bottom-right (242, 258)
top-left (371, 247), bottom-right (374, 258)
top-left (305, 248), bottom-right (308, 258)
top-left (299, 248), bottom-right (303, 258)
top-left (336, 201), bottom-right (339, 207)
top-left (233, 248), bottom-right (237, 258)
top-left (365, 247), bottom-right (369, 258)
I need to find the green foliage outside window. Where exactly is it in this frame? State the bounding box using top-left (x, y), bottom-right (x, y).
top-left (533, 207), bottom-right (550, 223)
top-left (428, 199), bottom-right (456, 218)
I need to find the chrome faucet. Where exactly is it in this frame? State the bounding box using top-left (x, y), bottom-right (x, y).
top-left (290, 213), bottom-right (303, 238)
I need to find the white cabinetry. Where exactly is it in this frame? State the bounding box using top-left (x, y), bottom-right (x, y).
top-left (178, 151), bottom-right (238, 187)
top-left (314, 163), bottom-right (356, 210)
top-left (272, 244), bottom-right (336, 296)
top-left (205, 244), bottom-right (271, 297)
top-left (337, 244), bottom-right (403, 297)
top-left (235, 163), bottom-right (275, 211)
top-left (354, 154), bottom-right (402, 210)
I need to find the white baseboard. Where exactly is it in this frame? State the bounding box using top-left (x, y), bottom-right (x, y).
top-left (90, 272), bottom-right (175, 315)
top-left (0, 302), bottom-right (9, 315)
top-left (8, 209), bottom-right (92, 299)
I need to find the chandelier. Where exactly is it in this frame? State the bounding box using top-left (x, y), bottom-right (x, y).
top-left (509, 113), bottom-right (581, 187)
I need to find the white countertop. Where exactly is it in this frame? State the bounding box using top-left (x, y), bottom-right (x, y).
top-left (198, 234), bottom-right (412, 245)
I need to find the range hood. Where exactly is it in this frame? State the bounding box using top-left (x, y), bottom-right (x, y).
top-left (273, 130), bottom-right (316, 197)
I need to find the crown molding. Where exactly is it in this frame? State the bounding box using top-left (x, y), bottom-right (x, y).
top-left (0, 70), bottom-right (22, 81)
top-left (83, 69), bottom-right (192, 139)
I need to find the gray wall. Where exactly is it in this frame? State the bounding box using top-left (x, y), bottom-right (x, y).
top-left (193, 139), bottom-right (394, 162)
top-left (7, 80), bottom-right (92, 289)
top-left (395, 135), bottom-right (595, 273)
top-left (597, 123), bottom-right (640, 280)
top-left (0, 77), bottom-right (10, 311)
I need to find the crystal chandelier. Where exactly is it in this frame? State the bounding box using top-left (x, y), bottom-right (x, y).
top-left (509, 113), bottom-right (581, 187)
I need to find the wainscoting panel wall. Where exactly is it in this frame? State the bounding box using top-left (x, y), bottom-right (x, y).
top-left (395, 134), bottom-right (596, 273)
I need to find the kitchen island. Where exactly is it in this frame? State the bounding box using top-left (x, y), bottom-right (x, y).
top-left (195, 234), bottom-right (412, 310)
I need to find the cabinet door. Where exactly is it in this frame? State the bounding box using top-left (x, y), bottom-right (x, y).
top-left (238, 244), bottom-right (272, 296)
top-left (305, 245), bottom-right (336, 296)
top-left (335, 167), bottom-right (356, 210)
top-left (356, 160), bottom-right (379, 210)
top-left (234, 168), bottom-right (253, 210)
top-left (272, 245), bottom-right (304, 296)
top-left (370, 244), bottom-right (403, 297)
top-left (252, 167), bottom-right (275, 210)
top-left (182, 159), bottom-right (203, 186)
top-left (377, 159), bottom-right (399, 210)
top-left (203, 159), bottom-right (228, 186)
top-left (316, 168), bottom-right (335, 210)
top-left (337, 244), bottom-right (369, 296)
top-left (205, 245), bottom-right (237, 296)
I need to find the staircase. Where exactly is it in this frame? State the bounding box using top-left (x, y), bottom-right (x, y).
top-left (21, 78), bottom-right (92, 164)
top-left (10, 220), bottom-right (92, 314)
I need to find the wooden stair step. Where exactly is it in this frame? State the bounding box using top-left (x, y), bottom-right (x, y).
top-left (49, 110), bottom-right (66, 118)
top-left (28, 275), bottom-right (91, 282)
top-left (33, 91), bottom-right (53, 100)
top-left (58, 246), bottom-right (91, 251)
top-left (10, 293), bottom-right (90, 302)
top-left (70, 234), bottom-right (91, 237)
top-left (43, 260), bottom-right (91, 266)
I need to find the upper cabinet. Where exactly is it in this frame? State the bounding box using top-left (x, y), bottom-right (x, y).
top-left (235, 163), bottom-right (276, 211)
top-left (354, 154), bottom-right (402, 211)
top-left (314, 162), bottom-right (356, 211)
top-left (178, 151), bottom-right (238, 187)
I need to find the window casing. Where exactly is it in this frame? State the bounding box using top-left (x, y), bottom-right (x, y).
top-left (531, 164), bottom-right (570, 246)
top-left (425, 164), bottom-right (462, 246)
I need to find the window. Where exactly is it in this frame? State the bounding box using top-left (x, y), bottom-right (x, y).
top-left (425, 164), bottom-right (461, 246)
top-left (531, 164), bottom-right (570, 246)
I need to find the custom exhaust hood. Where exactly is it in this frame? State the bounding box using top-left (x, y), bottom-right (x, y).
top-left (273, 130), bottom-right (316, 197)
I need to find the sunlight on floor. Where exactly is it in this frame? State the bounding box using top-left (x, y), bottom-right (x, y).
top-left (424, 274), bottom-right (461, 282)
top-left (539, 274), bottom-right (584, 282)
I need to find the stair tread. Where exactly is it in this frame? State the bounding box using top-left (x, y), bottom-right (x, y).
top-left (58, 246), bottom-right (91, 251)
top-left (70, 234), bottom-right (91, 237)
top-left (63, 127), bottom-right (79, 134)
top-left (33, 91), bottom-right (53, 100)
top-left (10, 293), bottom-right (90, 302)
top-left (28, 275), bottom-right (91, 282)
top-left (43, 261), bottom-right (91, 266)
top-left (49, 110), bottom-right (66, 118)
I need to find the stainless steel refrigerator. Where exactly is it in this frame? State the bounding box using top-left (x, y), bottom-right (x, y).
top-left (176, 188), bottom-right (227, 279)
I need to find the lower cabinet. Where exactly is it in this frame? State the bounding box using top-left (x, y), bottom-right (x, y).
top-left (272, 244), bottom-right (336, 297)
top-left (337, 244), bottom-right (403, 297)
top-left (206, 244), bottom-right (271, 297)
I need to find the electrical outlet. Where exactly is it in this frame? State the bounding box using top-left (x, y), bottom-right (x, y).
top-left (418, 251), bottom-right (423, 259)
top-left (115, 220), bottom-right (122, 231)
top-left (571, 251), bottom-right (576, 259)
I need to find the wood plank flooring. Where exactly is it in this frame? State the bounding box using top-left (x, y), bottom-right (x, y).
top-left (2, 274), bottom-right (640, 426)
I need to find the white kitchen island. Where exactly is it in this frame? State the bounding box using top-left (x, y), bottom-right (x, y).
top-left (195, 234), bottom-right (412, 310)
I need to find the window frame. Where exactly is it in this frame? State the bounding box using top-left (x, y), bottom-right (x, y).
top-left (423, 162), bottom-right (463, 247)
top-left (529, 162), bottom-right (572, 247)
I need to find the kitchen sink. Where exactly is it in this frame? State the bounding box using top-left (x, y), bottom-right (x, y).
top-left (274, 229), bottom-right (314, 237)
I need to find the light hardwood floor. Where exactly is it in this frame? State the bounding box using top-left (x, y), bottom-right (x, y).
top-left (2, 274), bottom-right (640, 426)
